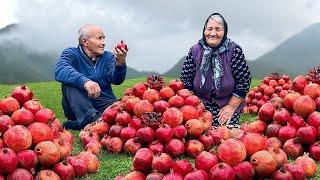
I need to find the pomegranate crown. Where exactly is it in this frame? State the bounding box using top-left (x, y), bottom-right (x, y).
top-left (145, 75), bottom-right (165, 91)
top-left (306, 66), bottom-right (320, 84)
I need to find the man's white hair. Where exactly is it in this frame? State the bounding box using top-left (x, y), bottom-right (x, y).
top-left (78, 24), bottom-right (98, 46)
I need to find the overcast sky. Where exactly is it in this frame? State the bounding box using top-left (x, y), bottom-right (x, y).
top-left (1, 0), bottom-right (320, 73)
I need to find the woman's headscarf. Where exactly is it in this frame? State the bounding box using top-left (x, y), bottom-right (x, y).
top-left (199, 13), bottom-right (231, 94)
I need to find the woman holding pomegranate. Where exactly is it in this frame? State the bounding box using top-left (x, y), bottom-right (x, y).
top-left (54, 24), bottom-right (128, 130)
top-left (180, 13), bottom-right (251, 128)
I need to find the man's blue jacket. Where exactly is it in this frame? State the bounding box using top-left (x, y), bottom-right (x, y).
top-left (54, 45), bottom-right (127, 107)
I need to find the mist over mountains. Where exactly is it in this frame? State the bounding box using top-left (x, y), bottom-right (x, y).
top-left (0, 23), bottom-right (320, 84)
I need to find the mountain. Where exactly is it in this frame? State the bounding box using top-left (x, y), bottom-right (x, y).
top-left (164, 23), bottom-right (320, 79)
top-left (0, 24), bottom-right (157, 84)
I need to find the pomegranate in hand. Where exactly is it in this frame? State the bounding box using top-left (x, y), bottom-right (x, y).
top-left (116, 40), bottom-right (128, 51)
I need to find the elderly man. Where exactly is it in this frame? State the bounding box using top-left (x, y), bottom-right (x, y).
top-left (54, 24), bottom-right (128, 130)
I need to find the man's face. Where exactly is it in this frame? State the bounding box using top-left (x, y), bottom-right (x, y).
top-left (83, 27), bottom-right (105, 56)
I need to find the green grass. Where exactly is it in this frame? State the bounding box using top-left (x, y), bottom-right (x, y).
top-left (0, 78), bottom-right (318, 179)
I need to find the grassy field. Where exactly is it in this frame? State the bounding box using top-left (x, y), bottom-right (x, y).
top-left (0, 78), bottom-right (318, 179)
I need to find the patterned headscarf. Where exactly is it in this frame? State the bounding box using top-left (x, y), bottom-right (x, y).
top-left (199, 13), bottom-right (229, 94)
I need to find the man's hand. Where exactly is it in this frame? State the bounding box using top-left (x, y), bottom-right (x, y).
top-left (218, 105), bottom-right (236, 125)
top-left (113, 47), bottom-right (128, 66)
top-left (84, 80), bottom-right (101, 98)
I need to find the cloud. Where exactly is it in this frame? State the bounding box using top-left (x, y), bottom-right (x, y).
top-left (2, 0), bottom-right (320, 72)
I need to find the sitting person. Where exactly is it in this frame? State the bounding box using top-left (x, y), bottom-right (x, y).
top-left (54, 24), bottom-right (128, 130)
top-left (180, 13), bottom-right (251, 128)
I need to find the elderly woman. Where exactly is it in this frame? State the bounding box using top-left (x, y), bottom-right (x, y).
top-left (180, 13), bottom-right (251, 128)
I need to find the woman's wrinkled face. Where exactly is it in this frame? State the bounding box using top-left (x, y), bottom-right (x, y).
top-left (204, 19), bottom-right (225, 47)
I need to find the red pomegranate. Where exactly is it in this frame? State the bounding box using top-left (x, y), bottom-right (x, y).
top-left (0, 97), bottom-right (20, 115)
top-left (136, 126), bottom-right (155, 143)
top-left (151, 153), bottom-right (173, 174)
top-left (273, 108), bottom-right (291, 125)
top-left (172, 125), bottom-right (187, 139)
top-left (278, 125), bottom-right (297, 142)
top-left (0, 113), bottom-right (14, 134)
top-left (35, 140), bottom-right (60, 167)
top-left (283, 138), bottom-right (303, 158)
top-left (105, 137), bottom-right (123, 153)
top-left (3, 125), bottom-right (32, 152)
top-left (146, 172), bottom-right (164, 180)
top-left (200, 110), bottom-right (213, 131)
top-left (185, 95), bottom-right (201, 106)
top-left (309, 141), bottom-right (320, 161)
top-left (271, 166), bottom-right (294, 180)
top-left (185, 119), bottom-right (204, 137)
top-left (27, 122), bottom-right (54, 144)
top-left (217, 138), bottom-right (247, 166)
top-left (240, 132), bottom-right (267, 156)
top-left (159, 87), bottom-right (175, 100)
top-left (124, 138), bottom-right (142, 155)
top-left (210, 126), bottom-right (231, 145)
top-left (109, 125), bottom-right (123, 137)
top-left (89, 120), bottom-right (110, 138)
top-left (58, 130), bottom-right (74, 146)
top-left (258, 102), bottom-right (276, 123)
top-left (133, 148), bottom-right (154, 173)
top-left (11, 85), bottom-right (33, 105)
top-left (292, 75), bottom-right (307, 92)
top-left (124, 171), bottom-right (145, 180)
top-left (233, 161), bottom-right (255, 180)
top-left (52, 160), bottom-right (75, 180)
top-left (180, 105), bottom-right (199, 121)
top-left (307, 111), bottom-right (320, 128)
top-left (266, 137), bottom-right (282, 150)
top-left (153, 100), bottom-right (170, 114)
top-left (293, 95), bottom-right (316, 117)
top-left (11, 108), bottom-right (34, 127)
top-left (77, 151), bottom-right (100, 173)
top-left (128, 117), bottom-right (142, 130)
top-left (283, 92), bottom-right (301, 110)
top-left (124, 96), bottom-right (140, 113)
top-left (162, 172), bottom-right (183, 180)
top-left (172, 159), bottom-right (193, 177)
top-left (163, 107), bottom-right (183, 127)
top-left (115, 111), bottom-right (131, 127)
top-left (116, 40), bottom-right (128, 50)
top-left (185, 139), bottom-right (204, 158)
top-left (34, 108), bottom-right (55, 124)
top-left (7, 168), bottom-right (33, 180)
top-left (53, 139), bottom-right (72, 160)
top-left (209, 163), bottom-right (236, 180)
top-left (289, 114), bottom-right (305, 129)
top-left (296, 125), bottom-right (317, 144)
top-left (283, 163), bottom-right (306, 180)
top-left (266, 122), bottom-right (281, 137)
top-left (268, 148), bottom-right (288, 167)
top-left (198, 133), bottom-right (214, 151)
top-left (195, 151), bottom-right (218, 173)
top-left (250, 150), bottom-right (277, 177)
top-left (155, 124), bottom-right (173, 143)
top-left (165, 139), bottom-right (185, 157)
top-left (143, 89), bottom-right (160, 104)
top-left (168, 95), bottom-right (185, 108)
top-left (35, 170), bottom-right (60, 180)
top-left (177, 89), bottom-right (192, 99)
top-left (120, 126), bottom-right (136, 141)
top-left (0, 148), bottom-right (18, 174)
top-left (79, 131), bottom-right (100, 146)
top-left (147, 140), bottom-right (164, 154)
top-left (23, 99), bottom-right (42, 114)
top-left (132, 83), bottom-right (147, 97)
top-left (303, 83), bottom-right (320, 99)
top-left (295, 153), bottom-right (317, 178)
top-left (169, 79), bottom-right (184, 92)
top-left (16, 149), bottom-right (38, 170)
top-left (133, 100), bottom-right (154, 118)
top-left (184, 170), bottom-right (208, 180)
top-left (67, 156), bottom-right (88, 177)
top-left (315, 96), bottom-right (320, 111)
top-left (101, 107), bottom-right (117, 124)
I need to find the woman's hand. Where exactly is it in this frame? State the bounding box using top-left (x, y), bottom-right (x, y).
top-left (113, 47), bottom-right (128, 66)
top-left (218, 104), bottom-right (236, 125)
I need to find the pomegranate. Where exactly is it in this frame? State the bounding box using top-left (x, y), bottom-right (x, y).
top-left (295, 153), bottom-right (317, 178)
top-left (133, 100), bottom-right (153, 118)
top-left (124, 96), bottom-right (140, 113)
top-left (35, 140), bottom-right (60, 167)
top-left (120, 126), bottom-right (136, 141)
top-left (198, 133), bottom-right (214, 150)
top-left (258, 102), bottom-right (275, 123)
top-left (34, 108), bottom-right (55, 124)
top-left (16, 149), bottom-right (38, 170)
top-left (292, 75), bottom-right (307, 92)
top-left (168, 95), bottom-right (185, 108)
top-left (177, 89), bottom-right (192, 99)
top-left (53, 160), bottom-right (75, 180)
top-left (296, 125), bottom-right (317, 144)
top-left (133, 148), bottom-right (153, 173)
top-left (268, 148), bottom-right (288, 167)
top-left (58, 130), bottom-right (74, 146)
top-left (233, 161), bottom-right (255, 180)
top-left (273, 108), bottom-right (291, 125)
top-left (88, 120), bottom-right (110, 137)
top-left (184, 170), bottom-right (208, 180)
top-left (278, 125), bottom-right (297, 142)
top-left (153, 100), bottom-right (170, 114)
top-left (307, 111), bottom-right (320, 128)
top-left (303, 83), bottom-right (320, 99)
top-left (266, 122), bottom-right (281, 137)
top-left (172, 159), bottom-right (193, 177)
top-left (79, 131), bottom-right (100, 146)
top-left (116, 40), bottom-right (128, 50)
top-left (128, 117), bottom-right (142, 130)
top-left (35, 170), bottom-right (61, 180)
top-left (3, 125), bottom-right (32, 152)
top-left (132, 83), bottom-right (147, 97)
top-left (23, 99), bottom-right (42, 114)
top-left (124, 138), bottom-right (142, 155)
top-left (10, 108), bottom-right (34, 126)
top-left (163, 107), bottom-right (183, 127)
top-left (0, 148), bottom-right (18, 174)
top-left (77, 151), bottom-right (100, 173)
top-left (159, 87), bottom-right (175, 100)
top-left (67, 156), bottom-right (88, 177)
top-left (162, 172), bottom-right (183, 180)
top-left (7, 168), bottom-right (33, 180)
top-left (109, 125), bottom-right (123, 137)
top-left (172, 125), bottom-right (187, 139)
top-left (115, 111), bottom-right (131, 127)
top-left (309, 141), bottom-right (320, 161)
top-left (240, 132), bottom-right (267, 156)
top-left (105, 137), bottom-right (123, 153)
top-left (185, 95), bottom-right (201, 106)
top-left (271, 166), bottom-right (294, 180)
top-left (185, 119), bottom-right (204, 137)
top-left (195, 151), bottom-right (218, 173)
top-left (185, 139), bottom-right (204, 158)
top-left (136, 126), bottom-right (155, 143)
top-left (146, 172), bottom-right (164, 180)
top-left (151, 153), bottom-right (173, 174)
top-left (11, 85), bottom-right (33, 106)
top-left (102, 107), bottom-right (117, 124)
top-left (250, 150), bottom-right (277, 177)
top-left (147, 140), bottom-right (164, 154)
top-left (283, 138), bottom-right (303, 158)
top-left (266, 137), bottom-right (282, 150)
top-left (165, 139), bottom-right (185, 157)
top-left (0, 113), bottom-right (14, 134)
top-left (209, 126), bottom-right (231, 145)
top-left (27, 122), bottom-right (55, 144)
top-left (288, 114), bottom-right (305, 129)
top-left (209, 163), bottom-right (236, 180)
top-left (283, 92), bottom-right (301, 110)
top-left (180, 105), bottom-right (199, 121)
top-left (143, 89), bottom-right (160, 104)
top-left (217, 139), bottom-right (246, 165)
top-left (169, 79), bottom-right (184, 92)
top-left (155, 124), bottom-right (173, 143)
top-left (283, 163), bottom-right (306, 180)
top-left (0, 97), bottom-right (20, 115)
top-left (53, 139), bottom-right (72, 159)
top-left (293, 95), bottom-right (316, 117)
